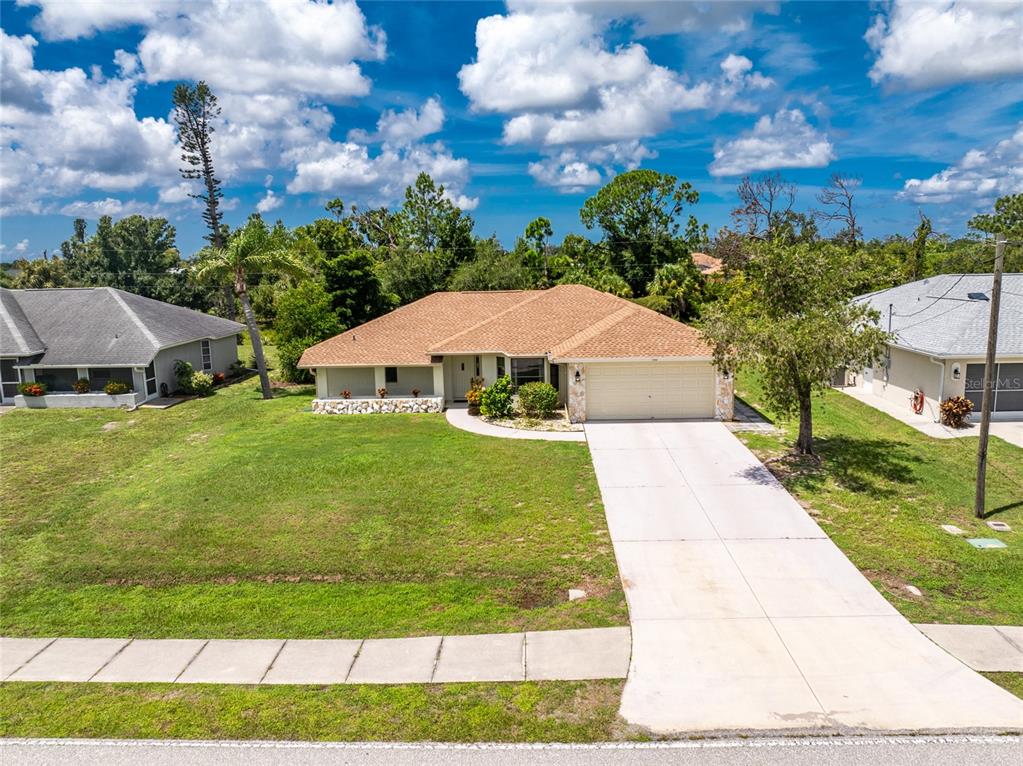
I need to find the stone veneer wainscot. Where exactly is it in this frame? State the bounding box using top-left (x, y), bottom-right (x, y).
top-left (312, 396), bottom-right (443, 415)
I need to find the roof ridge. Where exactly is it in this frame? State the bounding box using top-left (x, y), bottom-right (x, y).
top-left (105, 286), bottom-right (160, 350)
top-left (0, 291), bottom-right (32, 354)
top-left (428, 289), bottom-right (548, 351)
top-left (550, 304), bottom-right (637, 357)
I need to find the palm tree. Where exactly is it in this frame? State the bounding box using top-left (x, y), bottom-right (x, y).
top-left (193, 215), bottom-right (307, 399)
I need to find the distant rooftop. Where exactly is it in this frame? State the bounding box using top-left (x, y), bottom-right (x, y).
top-left (855, 274), bottom-right (1023, 358)
top-left (0, 287), bottom-right (244, 366)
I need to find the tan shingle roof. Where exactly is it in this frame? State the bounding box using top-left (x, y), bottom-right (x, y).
top-left (692, 252), bottom-right (723, 275)
top-left (299, 284), bottom-right (711, 367)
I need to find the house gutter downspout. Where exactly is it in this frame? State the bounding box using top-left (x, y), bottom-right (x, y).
top-left (928, 356), bottom-right (945, 423)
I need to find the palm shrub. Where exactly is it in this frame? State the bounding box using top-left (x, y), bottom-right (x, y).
top-left (480, 375), bottom-right (514, 418)
top-left (518, 381), bottom-right (559, 418)
top-left (192, 215), bottom-right (308, 399)
top-left (940, 395), bottom-right (973, 428)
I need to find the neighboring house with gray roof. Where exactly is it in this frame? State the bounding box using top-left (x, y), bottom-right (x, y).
top-left (0, 287), bottom-right (244, 408)
top-left (853, 274), bottom-right (1023, 421)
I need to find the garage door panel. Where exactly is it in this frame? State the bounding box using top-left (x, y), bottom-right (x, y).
top-left (587, 362), bottom-right (715, 420)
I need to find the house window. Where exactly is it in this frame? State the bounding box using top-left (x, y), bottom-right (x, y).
top-left (32, 368), bottom-right (79, 392)
top-left (88, 368), bottom-right (133, 392)
top-left (496, 356), bottom-right (506, 378)
top-left (200, 339), bottom-right (212, 371)
top-left (385, 366), bottom-right (398, 383)
top-left (511, 357), bottom-right (545, 386)
top-left (965, 362), bottom-right (1023, 412)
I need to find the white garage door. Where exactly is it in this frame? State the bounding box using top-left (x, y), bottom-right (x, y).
top-left (586, 362), bottom-right (716, 420)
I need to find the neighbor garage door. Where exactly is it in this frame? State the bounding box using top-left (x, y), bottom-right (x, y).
top-left (586, 362), bottom-right (716, 420)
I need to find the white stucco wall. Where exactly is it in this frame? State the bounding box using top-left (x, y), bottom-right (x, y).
top-left (386, 366), bottom-right (435, 396)
top-left (322, 367), bottom-right (376, 398)
top-left (314, 366), bottom-right (439, 398)
top-left (872, 346), bottom-right (945, 420)
top-left (154, 335), bottom-right (240, 395)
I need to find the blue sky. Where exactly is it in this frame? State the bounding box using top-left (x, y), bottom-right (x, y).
top-left (1, 0), bottom-right (1021, 259)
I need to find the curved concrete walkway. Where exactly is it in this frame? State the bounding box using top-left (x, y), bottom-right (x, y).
top-left (445, 405), bottom-right (586, 442)
top-left (586, 420), bottom-right (1023, 734)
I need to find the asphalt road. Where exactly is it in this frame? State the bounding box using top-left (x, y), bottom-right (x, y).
top-left (2, 737), bottom-right (1021, 766)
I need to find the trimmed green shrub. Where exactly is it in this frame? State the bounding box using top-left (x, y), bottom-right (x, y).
top-left (518, 381), bottom-right (559, 418)
top-left (480, 375), bottom-right (514, 418)
top-left (103, 380), bottom-right (131, 395)
top-left (73, 378), bottom-right (91, 393)
top-left (173, 359), bottom-right (195, 393)
top-left (189, 371), bottom-right (214, 396)
top-left (18, 381), bottom-right (46, 397)
top-left (940, 395), bottom-right (973, 428)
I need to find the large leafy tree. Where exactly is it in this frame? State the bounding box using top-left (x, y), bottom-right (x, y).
top-left (521, 216), bottom-right (554, 286)
top-left (274, 280), bottom-right (343, 384)
top-left (580, 169), bottom-right (705, 294)
top-left (321, 249), bottom-right (396, 328)
top-left (193, 215), bottom-right (307, 400)
top-left (11, 253), bottom-right (69, 288)
top-left (703, 240), bottom-right (890, 455)
top-left (449, 237), bottom-right (531, 291)
top-left (647, 259), bottom-right (703, 319)
top-left (59, 215), bottom-right (211, 309)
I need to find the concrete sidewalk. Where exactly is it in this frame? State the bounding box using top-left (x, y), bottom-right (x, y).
top-left (840, 387), bottom-right (1023, 447)
top-left (585, 420), bottom-right (1023, 734)
top-left (916, 624), bottom-right (1023, 672)
top-left (0, 627), bottom-right (631, 685)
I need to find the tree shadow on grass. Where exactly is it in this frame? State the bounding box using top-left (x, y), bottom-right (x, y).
top-left (985, 499), bottom-right (1023, 519)
top-left (767, 435), bottom-right (923, 500)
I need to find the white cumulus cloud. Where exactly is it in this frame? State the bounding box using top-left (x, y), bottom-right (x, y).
top-left (528, 141), bottom-right (655, 192)
top-left (709, 109), bottom-right (835, 177)
top-left (866, 1), bottom-right (1023, 88)
top-left (16, 0), bottom-right (181, 41)
top-left (14, 238), bottom-right (29, 253)
top-left (0, 30), bottom-right (179, 215)
top-left (348, 97), bottom-right (446, 146)
top-left (255, 189), bottom-right (283, 214)
top-left (137, 0), bottom-right (385, 103)
top-left (459, 8), bottom-right (773, 148)
top-left (899, 123), bottom-right (1023, 204)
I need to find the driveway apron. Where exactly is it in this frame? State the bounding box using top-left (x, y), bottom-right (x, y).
top-left (585, 421), bottom-right (1023, 734)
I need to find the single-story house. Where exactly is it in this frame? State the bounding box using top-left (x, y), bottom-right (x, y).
top-left (854, 274), bottom-right (1023, 420)
top-left (299, 283), bottom-right (733, 422)
top-left (0, 286), bottom-right (244, 408)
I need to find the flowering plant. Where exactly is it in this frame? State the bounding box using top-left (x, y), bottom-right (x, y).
top-left (18, 382), bottom-right (46, 397)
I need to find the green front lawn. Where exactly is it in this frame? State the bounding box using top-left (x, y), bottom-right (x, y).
top-left (0, 380), bottom-right (625, 638)
top-left (0, 681), bottom-right (630, 742)
top-left (735, 373), bottom-right (1023, 625)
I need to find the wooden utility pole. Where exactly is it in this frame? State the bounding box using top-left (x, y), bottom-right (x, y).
top-left (974, 236), bottom-right (1006, 518)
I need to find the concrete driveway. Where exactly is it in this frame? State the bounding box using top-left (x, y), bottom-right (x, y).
top-left (586, 420), bottom-right (1023, 734)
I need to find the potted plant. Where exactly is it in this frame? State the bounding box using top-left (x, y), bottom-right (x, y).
top-left (411, 388), bottom-right (421, 398)
top-left (377, 387), bottom-right (388, 399)
top-left (104, 380), bottom-right (132, 395)
top-left (18, 381), bottom-right (46, 397)
top-left (466, 385), bottom-right (483, 416)
top-left (341, 389), bottom-right (352, 399)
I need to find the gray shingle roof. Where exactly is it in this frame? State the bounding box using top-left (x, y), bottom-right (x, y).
top-left (0, 287), bottom-right (244, 366)
top-left (855, 274), bottom-right (1023, 358)
top-left (0, 288), bottom-right (45, 355)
